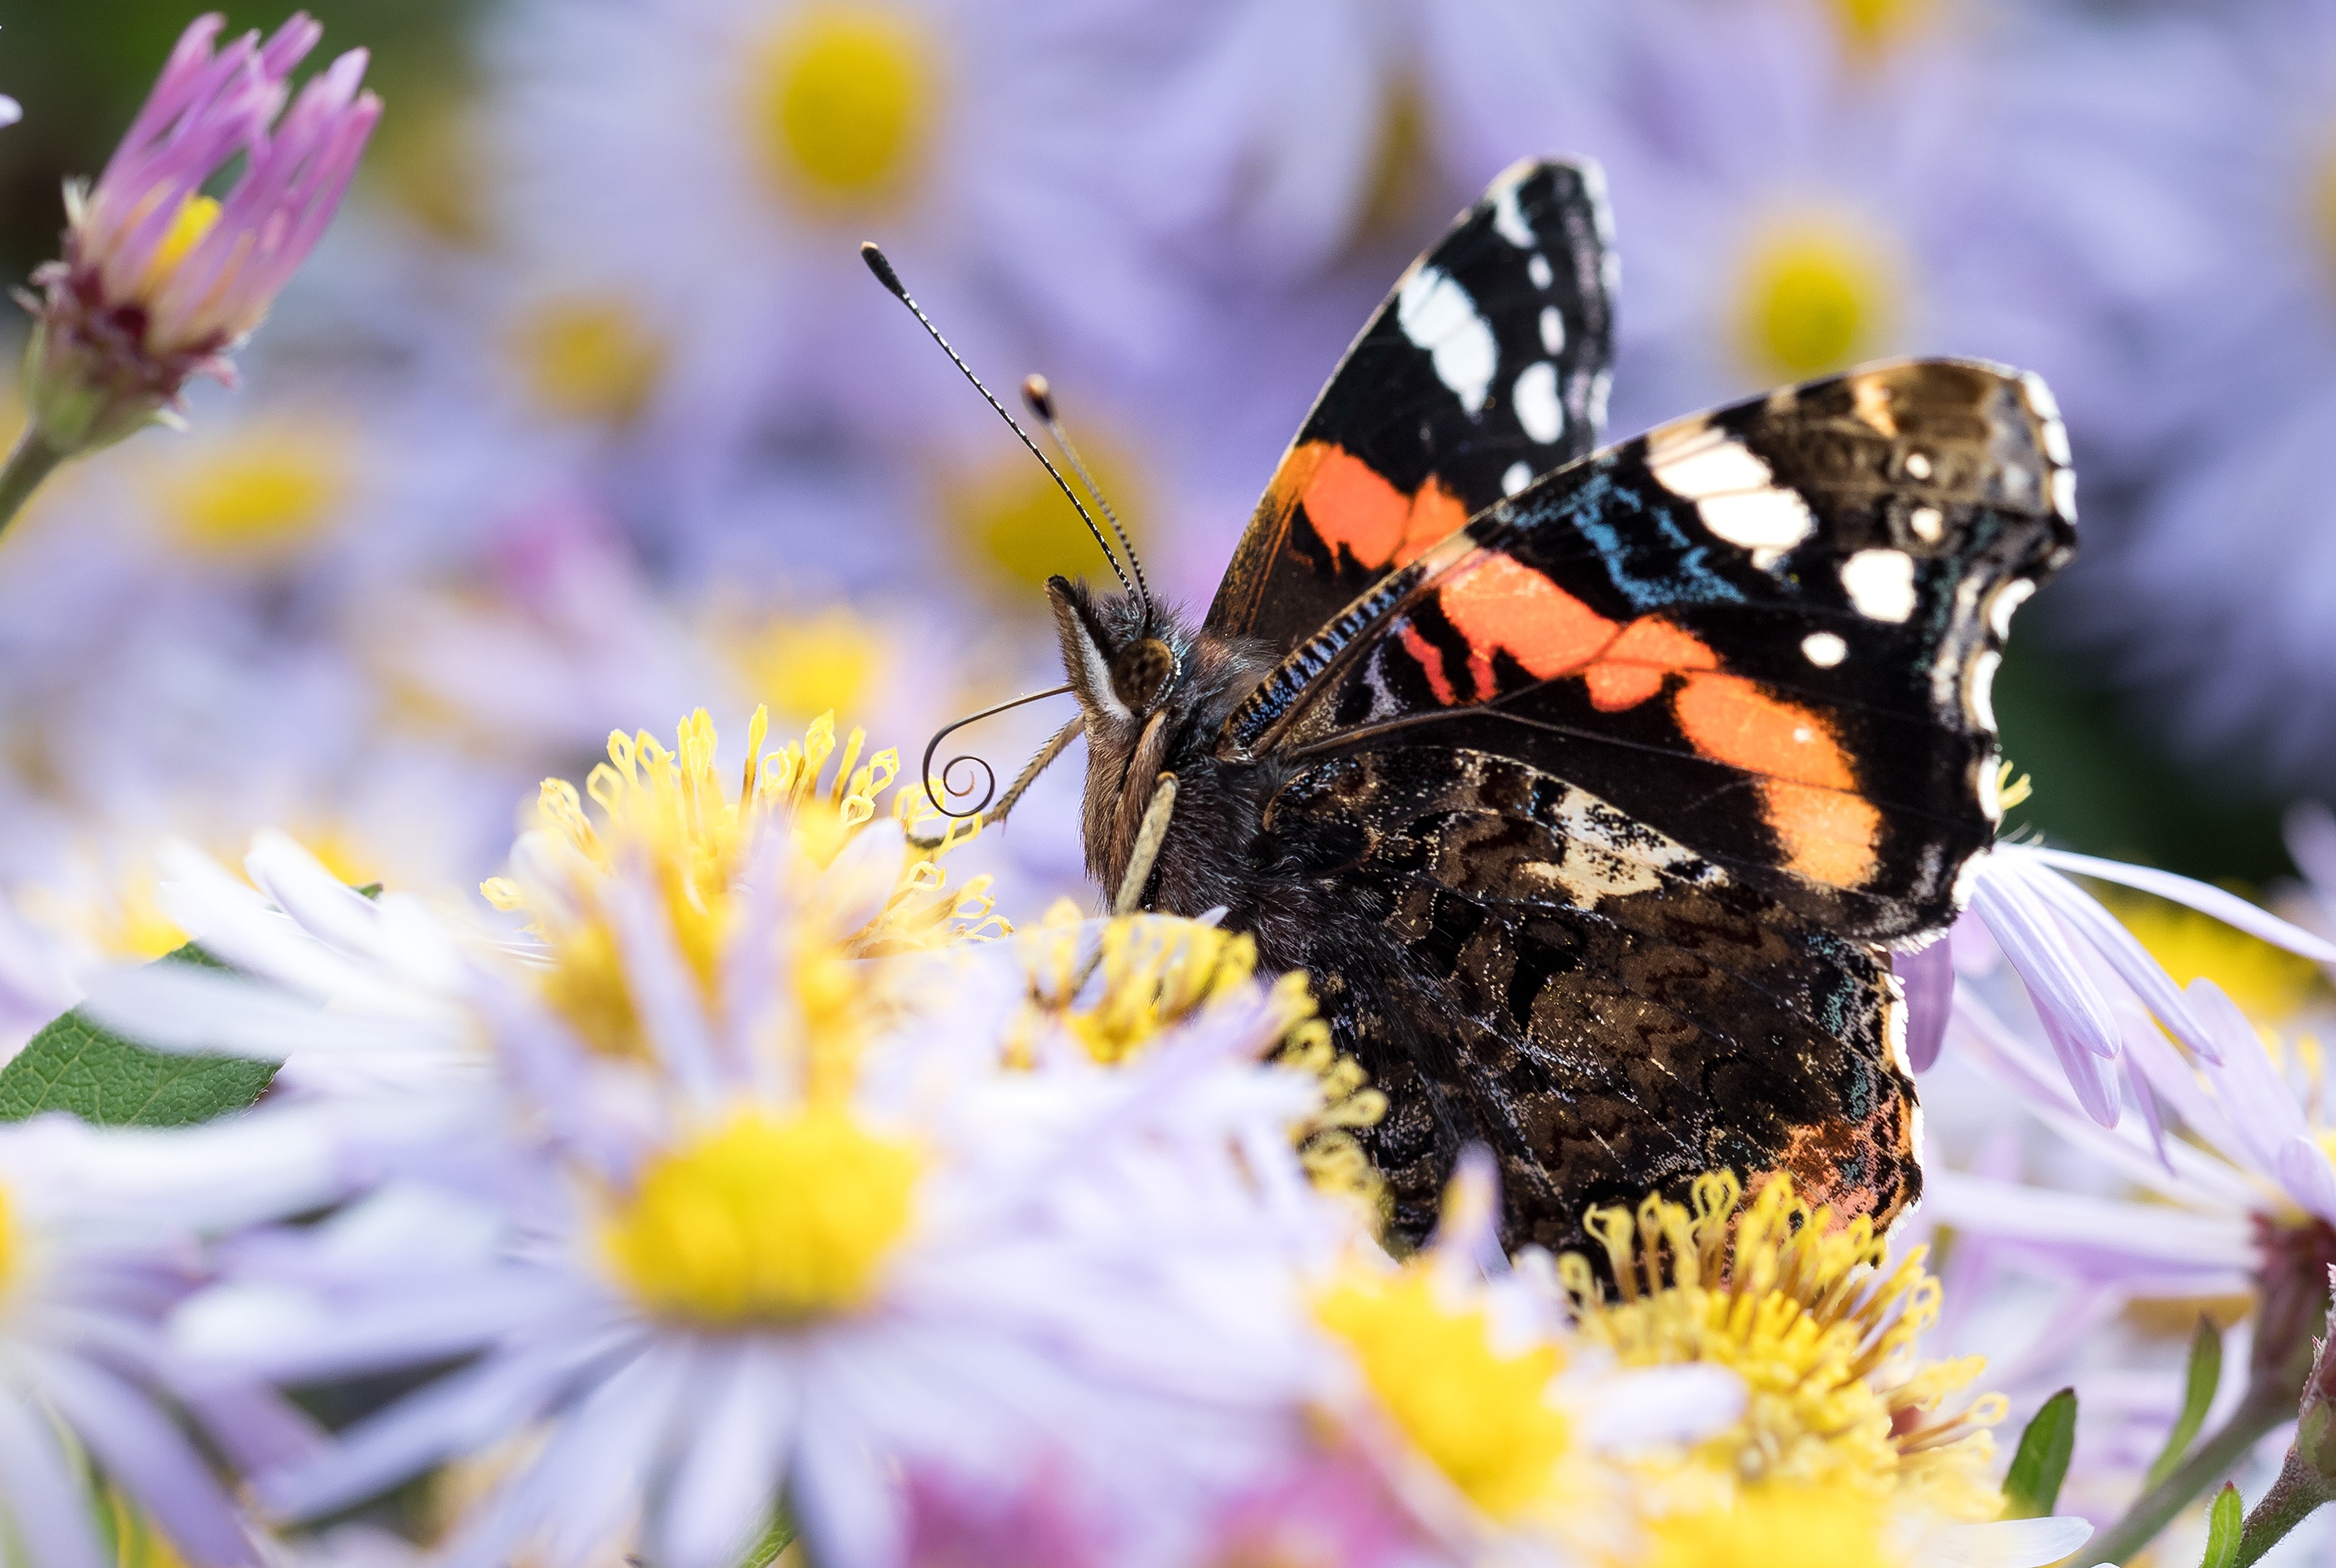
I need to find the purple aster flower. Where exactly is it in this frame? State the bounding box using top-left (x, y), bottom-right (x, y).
top-left (9, 13), bottom-right (378, 504)
top-left (1909, 842), bottom-right (2336, 1126)
top-left (0, 1112), bottom-right (346, 1568)
top-left (1996, 3), bottom-right (2336, 785)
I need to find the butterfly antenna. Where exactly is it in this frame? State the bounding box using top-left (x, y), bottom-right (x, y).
top-left (860, 243), bottom-right (1136, 599)
top-left (1022, 373), bottom-right (1152, 626)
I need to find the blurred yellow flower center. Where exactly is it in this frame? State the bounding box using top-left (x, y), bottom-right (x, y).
top-left (2117, 894), bottom-right (2325, 1025)
top-left (510, 296), bottom-right (668, 425)
top-left (142, 193), bottom-right (221, 290)
top-left (1314, 1268), bottom-right (1572, 1519)
top-left (950, 438), bottom-right (1144, 597)
top-left (161, 426), bottom-right (352, 559)
top-left (752, 6), bottom-right (938, 208)
top-left (728, 606), bottom-right (882, 722)
top-left (1827, 0), bottom-right (1930, 58)
top-left (1733, 217), bottom-right (1899, 384)
top-left (1648, 1483), bottom-right (1900, 1568)
top-left (1561, 1171), bottom-right (2004, 1520)
top-left (604, 1107), bottom-right (921, 1325)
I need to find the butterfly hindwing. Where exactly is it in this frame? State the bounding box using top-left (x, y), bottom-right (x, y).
top-left (1260, 746), bottom-right (1916, 1251)
top-left (1226, 359), bottom-right (2077, 945)
top-left (1205, 157), bottom-right (1616, 653)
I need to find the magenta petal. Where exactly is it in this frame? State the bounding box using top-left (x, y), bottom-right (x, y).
top-left (1898, 941), bottom-right (1953, 1073)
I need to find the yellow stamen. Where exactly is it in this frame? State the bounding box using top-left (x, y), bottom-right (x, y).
top-left (1561, 1171), bottom-right (2006, 1521)
top-left (603, 1107), bottom-right (920, 1325)
top-left (510, 295), bottom-right (668, 425)
top-left (1648, 1482), bottom-right (1902, 1568)
top-left (1315, 1265), bottom-right (1572, 1519)
top-left (159, 423), bottom-right (352, 560)
top-left (142, 194), bottom-right (221, 290)
top-left (1733, 214), bottom-right (1900, 384)
top-left (726, 606), bottom-right (882, 724)
top-left (751, 6), bottom-right (938, 209)
top-left (1827, 0), bottom-right (1931, 58)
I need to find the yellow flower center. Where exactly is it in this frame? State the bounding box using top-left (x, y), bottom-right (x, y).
top-left (1827, 0), bottom-right (1931, 58)
top-left (20, 861), bottom-right (188, 961)
top-left (728, 606), bottom-right (882, 722)
top-left (2116, 894), bottom-right (2325, 1026)
top-left (948, 437), bottom-right (1146, 597)
top-left (141, 194), bottom-right (221, 291)
top-left (509, 295), bottom-right (668, 426)
top-left (603, 1108), bottom-right (921, 1325)
top-left (1648, 1482), bottom-right (1902, 1568)
top-left (1315, 1268), bottom-right (1573, 1519)
top-left (1733, 215), bottom-right (1900, 384)
top-left (1561, 1172), bottom-right (2004, 1521)
top-left (750, 6), bottom-right (938, 209)
top-left (160, 425), bottom-right (353, 560)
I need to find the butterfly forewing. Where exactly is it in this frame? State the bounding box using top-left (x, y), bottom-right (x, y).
top-left (1233, 358), bottom-right (2076, 944)
top-left (1205, 157), bottom-right (1616, 653)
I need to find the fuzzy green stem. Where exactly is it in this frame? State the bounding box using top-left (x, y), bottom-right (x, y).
top-left (2235, 1448), bottom-right (2336, 1567)
top-left (0, 425), bottom-right (66, 536)
top-left (2089, 1391), bottom-right (2294, 1566)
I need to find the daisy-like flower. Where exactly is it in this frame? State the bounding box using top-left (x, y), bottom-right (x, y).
top-left (0, 1111), bottom-right (346, 1568)
top-left (1308, 1150), bottom-right (1746, 1563)
top-left (1559, 1169), bottom-right (2093, 1568)
top-left (172, 827), bottom-right (1341, 1568)
top-left (13, 14), bottom-right (378, 492)
top-left (1901, 840), bottom-right (2336, 1125)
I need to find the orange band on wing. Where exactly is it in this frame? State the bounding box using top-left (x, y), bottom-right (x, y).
top-left (1673, 672), bottom-right (1879, 887)
top-left (1299, 444), bottom-right (1471, 573)
top-left (1438, 554), bottom-right (1620, 687)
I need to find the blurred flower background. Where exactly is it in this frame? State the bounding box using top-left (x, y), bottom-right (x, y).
top-left (1, 0), bottom-right (2327, 983)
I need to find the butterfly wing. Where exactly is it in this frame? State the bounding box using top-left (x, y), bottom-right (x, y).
top-left (1205, 157), bottom-right (1616, 652)
top-left (1229, 358), bottom-right (2076, 946)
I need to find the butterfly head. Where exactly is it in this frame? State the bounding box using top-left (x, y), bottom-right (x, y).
top-left (1047, 574), bottom-right (1184, 725)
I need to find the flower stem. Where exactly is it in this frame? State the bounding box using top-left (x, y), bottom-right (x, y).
top-left (2235, 1448), bottom-right (2336, 1566)
top-left (2088, 1391), bottom-right (2293, 1566)
top-left (0, 425), bottom-right (65, 536)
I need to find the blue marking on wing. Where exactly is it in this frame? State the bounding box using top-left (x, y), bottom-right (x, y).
top-left (1554, 470), bottom-right (1745, 608)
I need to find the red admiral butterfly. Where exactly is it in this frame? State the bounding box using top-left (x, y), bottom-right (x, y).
top-left (870, 157), bottom-right (2076, 1253)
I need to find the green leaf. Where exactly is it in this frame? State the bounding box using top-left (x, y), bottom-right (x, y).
top-left (0, 943), bottom-right (277, 1128)
top-left (2003, 1386), bottom-right (2079, 1520)
top-left (2201, 1481), bottom-right (2244, 1568)
top-left (736, 1510), bottom-right (797, 1568)
top-left (2148, 1316), bottom-right (2226, 1492)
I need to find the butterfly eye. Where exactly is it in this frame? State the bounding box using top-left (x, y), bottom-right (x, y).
top-left (1110, 638), bottom-right (1177, 709)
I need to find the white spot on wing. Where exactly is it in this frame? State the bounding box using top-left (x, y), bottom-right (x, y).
top-left (1514, 362), bottom-right (1564, 445)
top-left (1647, 423), bottom-right (1816, 552)
top-left (2019, 369), bottom-right (2061, 423)
top-left (1396, 266), bottom-right (1497, 416)
top-left (1986, 578), bottom-right (2035, 641)
top-left (1968, 648), bottom-right (2001, 732)
top-left (1801, 632), bottom-right (1847, 668)
top-left (1539, 306), bottom-right (1565, 355)
top-left (2040, 416), bottom-right (2072, 467)
top-left (1904, 451), bottom-right (1933, 480)
top-left (1493, 180), bottom-right (1536, 248)
top-left (1976, 753), bottom-right (2002, 821)
top-left (2050, 467), bottom-right (2077, 518)
top-left (1501, 461), bottom-right (1533, 496)
top-left (1909, 505), bottom-right (1943, 543)
top-left (1840, 548), bottom-right (1918, 622)
top-left (1527, 253), bottom-right (1553, 290)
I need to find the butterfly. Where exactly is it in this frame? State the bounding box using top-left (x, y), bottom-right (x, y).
top-left (875, 157), bottom-right (2076, 1254)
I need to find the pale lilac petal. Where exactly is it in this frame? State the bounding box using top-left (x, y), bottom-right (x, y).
top-left (0, 97), bottom-right (20, 128)
top-left (28, 1350), bottom-right (253, 1566)
top-left (2025, 846), bottom-right (2336, 961)
top-left (2275, 1136), bottom-right (2336, 1227)
top-left (2036, 1004), bottom-right (2120, 1126)
top-left (1579, 1364), bottom-right (1744, 1448)
top-left (1918, 1514), bottom-right (2093, 1568)
top-left (1899, 940), bottom-right (1953, 1072)
top-left (1973, 868), bottom-right (2121, 1068)
top-left (2023, 866), bottom-right (2224, 1063)
top-left (1922, 1171), bottom-right (2252, 1270)
top-left (2192, 979), bottom-right (2313, 1173)
top-left (528, 1341), bottom-right (697, 1566)
top-left (0, 1390), bottom-right (106, 1568)
top-left (657, 1343), bottom-right (797, 1568)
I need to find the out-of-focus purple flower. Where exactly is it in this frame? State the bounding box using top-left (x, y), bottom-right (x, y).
top-left (20, 14), bottom-right (379, 458)
top-left (0, 1112), bottom-right (345, 1568)
top-left (1909, 842), bottom-right (2336, 1126)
